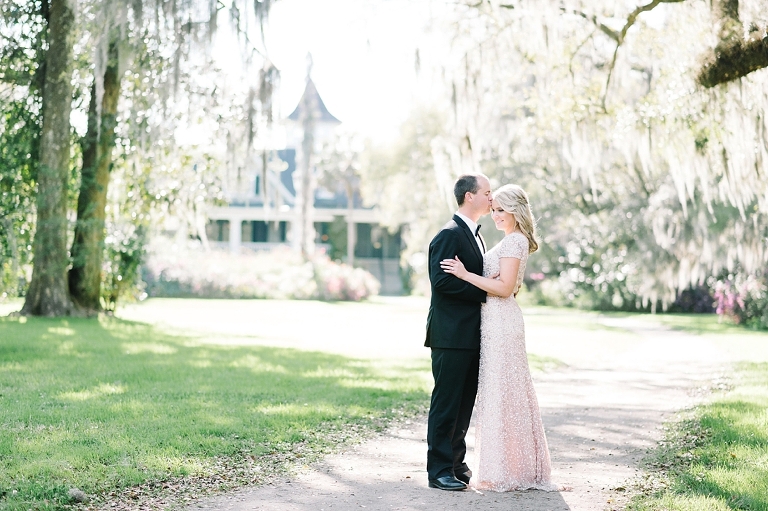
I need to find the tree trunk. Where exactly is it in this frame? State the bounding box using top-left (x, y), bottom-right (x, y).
top-left (69, 35), bottom-right (122, 311)
top-left (298, 113), bottom-right (316, 258)
top-left (345, 181), bottom-right (355, 265)
top-left (21, 0), bottom-right (74, 317)
top-left (2, 218), bottom-right (21, 295)
top-left (295, 79), bottom-right (318, 259)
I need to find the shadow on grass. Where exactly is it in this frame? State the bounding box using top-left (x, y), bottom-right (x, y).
top-left (629, 363), bottom-right (768, 511)
top-left (0, 315), bottom-right (430, 510)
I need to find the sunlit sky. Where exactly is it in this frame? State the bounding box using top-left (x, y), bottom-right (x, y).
top-left (172, 0), bottom-right (449, 149)
top-left (261, 0), bottom-right (447, 144)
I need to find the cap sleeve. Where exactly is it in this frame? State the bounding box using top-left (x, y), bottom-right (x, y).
top-left (498, 233), bottom-right (528, 260)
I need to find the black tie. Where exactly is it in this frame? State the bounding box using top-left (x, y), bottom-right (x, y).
top-left (475, 225), bottom-right (486, 253)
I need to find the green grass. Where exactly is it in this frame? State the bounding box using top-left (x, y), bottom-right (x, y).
top-left (528, 353), bottom-right (567, 372)
top-left (629, 362), bottom-right (768, 511)
top-left (651, 313), bottom-right (768, 337)
top-left (0, 314), bottom-right (431, 510)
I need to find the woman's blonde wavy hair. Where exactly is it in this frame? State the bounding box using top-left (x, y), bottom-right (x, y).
top-left (493, 184), bottom-right (539, 254)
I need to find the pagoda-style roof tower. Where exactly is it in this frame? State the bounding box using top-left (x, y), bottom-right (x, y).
top-left (287, 78), bottom-right (341, 124)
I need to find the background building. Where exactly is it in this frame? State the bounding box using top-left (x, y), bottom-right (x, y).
top-left (205, 77), bottom-right (404, 294)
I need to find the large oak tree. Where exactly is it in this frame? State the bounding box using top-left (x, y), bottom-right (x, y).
top-left (21, 0), bottom-right (74, 316)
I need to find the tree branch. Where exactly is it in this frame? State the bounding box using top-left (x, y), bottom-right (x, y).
top-left (560, 8), bottom-right (619, 42)
top-left (698, 34), bottom-right (768, 87)
top-left (697, 0), bottom-right (768, 87)
top-left (601, 0), bottom-right (686, 108)
top-left (569, 28), bottom-right (597, 79)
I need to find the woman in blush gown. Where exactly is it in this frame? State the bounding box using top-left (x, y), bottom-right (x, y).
top-left (441, 184), bottom-right (557, 492)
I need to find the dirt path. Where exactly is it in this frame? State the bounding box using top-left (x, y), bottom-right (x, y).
top-left (179, 311), bottom-right (742, 511)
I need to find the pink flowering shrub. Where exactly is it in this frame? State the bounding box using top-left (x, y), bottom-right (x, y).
top-left (713, 271), bottom-right (768, 329)
top-left (143, 243), bottom-right (380, 301)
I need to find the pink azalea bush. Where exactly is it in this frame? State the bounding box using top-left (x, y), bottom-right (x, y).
top-left (143, 243), bottom-right (380, 301)
top-left (713, 271), bottom-right (768, 329)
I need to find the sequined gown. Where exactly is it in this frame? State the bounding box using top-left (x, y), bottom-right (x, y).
top-left (474, 232), bottom-right (556, 492)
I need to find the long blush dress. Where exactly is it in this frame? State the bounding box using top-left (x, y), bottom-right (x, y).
top-left (474, 232), bottom-right (557, 492)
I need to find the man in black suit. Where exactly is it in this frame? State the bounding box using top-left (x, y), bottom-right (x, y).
top-left (425, 173), bottom-right (491, 491)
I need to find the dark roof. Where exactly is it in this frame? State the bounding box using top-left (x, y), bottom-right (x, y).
top-left (276, 149), bottom-right (296, 196)
top-left (287, 79), bottom-right (341, 124)
top-left (274, 149), bottom-right (364, 209)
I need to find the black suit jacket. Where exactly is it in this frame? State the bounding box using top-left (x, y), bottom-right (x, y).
top-left (425, 215), bottom-right (486, 350)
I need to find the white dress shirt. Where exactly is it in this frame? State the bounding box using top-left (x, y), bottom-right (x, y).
top-left (455, 212), bottom-right (485, 254)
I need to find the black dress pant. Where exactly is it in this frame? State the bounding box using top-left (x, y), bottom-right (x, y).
top-left (426, 347), bottom-right (480, 480)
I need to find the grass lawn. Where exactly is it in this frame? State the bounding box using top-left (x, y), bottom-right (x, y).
top-left (4, 296), bottom-right (765, 510)
top-left (628, 362), bottom-right (768, 511)
top-left (0, 296), bottom-right (564, 510)
top-left (0, 310), bottom-right (431, 510)
top-left (654, 313), bottom-right (746, 334)
top-left (643, 312), bottom-right (768, 337)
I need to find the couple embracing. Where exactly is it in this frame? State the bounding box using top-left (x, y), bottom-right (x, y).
top-left (425, 174), bottom-right (557, 492)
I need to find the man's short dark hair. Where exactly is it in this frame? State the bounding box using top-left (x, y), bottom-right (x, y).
top-left (454, 174), bottom-right (480, 206)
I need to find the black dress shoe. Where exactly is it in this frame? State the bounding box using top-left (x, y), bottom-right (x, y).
top-left (428, 475), bottom-right (467, 491)
top-left (455, 470), bottom-right (472, 484)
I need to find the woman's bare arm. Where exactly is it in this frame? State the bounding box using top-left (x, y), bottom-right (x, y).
top-left (441, 256), bottom-right (520, 298)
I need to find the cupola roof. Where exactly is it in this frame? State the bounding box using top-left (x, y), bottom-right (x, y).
top-left (287, 78), bottom-right (341, 124)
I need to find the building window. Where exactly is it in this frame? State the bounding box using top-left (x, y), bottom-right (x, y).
top-left (355, 223), bottom-right (401, 258)
top-left (250, 221), bottom-right (268, 242)
top-left (315, 222), bottom-right (330, 243)
top-left (355, 224), bottom-right (376, 258)
top-left (240, 221), bottom-right (288, 243)
top-left (254, 174), bottom-right (261, 196)
top-left (206, 220), bottom-right (230, 242)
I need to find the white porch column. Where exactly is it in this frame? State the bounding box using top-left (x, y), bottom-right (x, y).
top-left (229, 217), bottom-right (242, 253)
